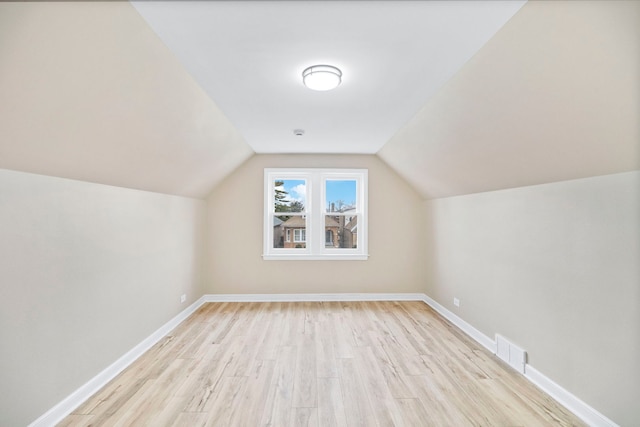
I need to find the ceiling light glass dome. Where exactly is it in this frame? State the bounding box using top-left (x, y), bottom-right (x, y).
top-left (302, 65), bottom-right (342, 91)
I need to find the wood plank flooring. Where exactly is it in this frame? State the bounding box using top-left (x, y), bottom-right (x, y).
top-left (58, 301), bottom-right (586, 426)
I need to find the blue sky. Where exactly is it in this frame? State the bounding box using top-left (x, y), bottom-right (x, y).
top-left (278, 179), bottom-right (356, 209)
top-left (325, 180), bottom-right (356, 208)
top-left (279, 180), bottom-right (306, 204)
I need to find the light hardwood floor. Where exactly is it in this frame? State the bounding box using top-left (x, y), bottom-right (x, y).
top-left (58, 301), bottom-right (586, 426)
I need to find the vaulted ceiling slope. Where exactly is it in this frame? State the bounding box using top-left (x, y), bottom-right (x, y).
top-left (0, 1), bottom-right (637, 201)
top-left (130, 0), bottom-right (526, 155)
top-left (378, 0), bottom-right (640, 199)
top-left (0, 2), bottom-right (253, 199)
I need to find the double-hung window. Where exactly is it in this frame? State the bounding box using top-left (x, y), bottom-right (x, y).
top-left (264, 168), bottom-right (368, 260)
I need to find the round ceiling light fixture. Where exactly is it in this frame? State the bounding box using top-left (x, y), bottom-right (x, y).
top-left (302, 65), bottom-right (342, 91)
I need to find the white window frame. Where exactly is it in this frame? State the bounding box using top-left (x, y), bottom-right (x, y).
top-left (264, 168), bottom-right (368, 260)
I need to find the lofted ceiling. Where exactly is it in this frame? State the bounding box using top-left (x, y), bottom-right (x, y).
top-left (130, 0), bottom-right (526, 154)
top-left (0, 1), bottom-right (637, 199)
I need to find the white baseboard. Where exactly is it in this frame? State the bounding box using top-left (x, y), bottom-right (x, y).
top-left (419, 294), bottom-right (618, 427)
top-left (525, 365), bottom-right (618, 427)
top-left (31, 292), bottom-right (617, 427)
top-left (204, 292), bottom-right (426, 302)
top-left (28, 296), bottom-right (207, 427)
top-left (420, 294), bottom-right (496, 353)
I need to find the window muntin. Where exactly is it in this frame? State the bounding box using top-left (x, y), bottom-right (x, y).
top-left (264, 169), bottom-right (367, 260)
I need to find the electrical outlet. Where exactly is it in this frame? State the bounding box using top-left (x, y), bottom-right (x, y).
top-left (453, 297), bottom-right (460, 307)
top-left (180, 294), bottom-right (186, 303)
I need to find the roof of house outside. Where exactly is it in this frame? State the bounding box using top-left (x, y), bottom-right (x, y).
top-left (281, 215), bottom-right (344, 228)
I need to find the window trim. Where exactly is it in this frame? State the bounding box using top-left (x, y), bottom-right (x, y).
top-left (263, 168), bottom-right (368, 261)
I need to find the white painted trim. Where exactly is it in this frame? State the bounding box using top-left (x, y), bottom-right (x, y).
top-left (525, 365), bottom-right (619, 427)
top-left (28, 296), bottom-right (207, 427)
top-left (262, 254), bottom-right (369, 261)
top-left (204, 293), bottom-right (426, 303)
top-left (420, 294), bottom-right (618, 427)
top-left (420, 294), bottom-right (497, 354)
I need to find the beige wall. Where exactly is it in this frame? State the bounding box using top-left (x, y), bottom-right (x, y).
top-left (379, 0), bottom-right (639, 199)
top-left (0, 169), bottom-right (206, 427)
top-left (424, 171), bottom-right (640, 426)
top-left (205, 154), bottom-right (426, 294)
top-left (5, 158), bottom-right (636, 426)
top-left (0, 1), bottom-right (253, 198)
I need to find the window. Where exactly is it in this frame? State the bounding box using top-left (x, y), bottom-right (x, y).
top-left (294, 229), bottom-right (306, 242)
top-left (325, 230), bottom-right (334, 246)
top-left (264, 168), bottom-right (368, 260)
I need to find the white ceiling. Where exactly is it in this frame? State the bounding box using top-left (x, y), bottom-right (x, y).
top-left (131, 0), bottom-right (526, 154)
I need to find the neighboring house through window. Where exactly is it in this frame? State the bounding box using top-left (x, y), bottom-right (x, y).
top-left (325, 229), bottom-right (334, 246)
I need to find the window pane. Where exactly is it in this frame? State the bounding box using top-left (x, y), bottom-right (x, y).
top-left (280, 215), bottom-right (306, 249)
top-left (325, 214), bottom-right (358, 249)
top-left (325, 180), bottom-right (357, 213)
top-left (274, 179), bottom-right (306, 213)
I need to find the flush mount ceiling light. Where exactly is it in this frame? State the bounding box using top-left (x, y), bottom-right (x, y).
top-left (302, 65), bottom-right (342, 91)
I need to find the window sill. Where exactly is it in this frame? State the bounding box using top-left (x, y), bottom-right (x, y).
top-left (262, 254), bottom-right (369, 261)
